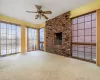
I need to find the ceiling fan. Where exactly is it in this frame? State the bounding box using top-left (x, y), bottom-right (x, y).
top-left (26, 5), bottom-right (52, 20)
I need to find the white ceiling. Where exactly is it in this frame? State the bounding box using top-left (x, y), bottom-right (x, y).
top-left (0, 0), bottom-right (94, 24)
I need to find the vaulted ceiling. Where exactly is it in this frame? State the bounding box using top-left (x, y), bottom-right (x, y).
top-left (0, 0), bottom-right (94, 24)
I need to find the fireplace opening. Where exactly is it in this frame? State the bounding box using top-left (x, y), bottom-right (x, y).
top-left (54, 32), bottom-right (62, 45)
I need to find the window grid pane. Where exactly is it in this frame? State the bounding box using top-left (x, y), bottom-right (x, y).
top-left (72, 12), bottom-right (96, 62)
top-left (0, 22), bottom-right (21, 56)
top-left (27, 28), bottom-right (37, 52)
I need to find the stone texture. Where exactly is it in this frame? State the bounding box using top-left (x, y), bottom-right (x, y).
top-left (46, 12), bottom-right (71, 57)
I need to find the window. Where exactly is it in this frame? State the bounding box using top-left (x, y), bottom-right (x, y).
top-left (27, 28), bottom-right (37, 51)
top-left (72, 12), bottom-right (96, 62)
top-left (40, 28), bottom-right (44, 51)
top-left (0, 22), bottom-right (21, 56)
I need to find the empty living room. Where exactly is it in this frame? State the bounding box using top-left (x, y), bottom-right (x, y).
top-left (0, 0), bottom-right (100, 80)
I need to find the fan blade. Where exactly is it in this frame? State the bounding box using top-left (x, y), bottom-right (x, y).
top-left (42, 11), bottom-right (52, 14)
top-left (26, 11), bottom-right (37, 13)
top-left (35, 5), bottom-right (41, 11)
top-left (42, 14), bottom-right (48, 19)
top-left (35, 15), bottom-right (39, 19)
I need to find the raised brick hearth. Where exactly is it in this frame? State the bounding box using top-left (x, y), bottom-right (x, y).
top-left (46, 12), bottom-right (71, 57)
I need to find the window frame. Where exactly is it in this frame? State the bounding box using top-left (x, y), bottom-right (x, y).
top-left (27, 27), bottom-right (37, 52)
top-left (0, 21), bottom-right (21, 56)
top-left (71, 11), bottom-right (96, 63)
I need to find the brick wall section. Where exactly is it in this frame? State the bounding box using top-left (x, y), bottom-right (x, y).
top-left (46, 12), bottom-right (71, 57)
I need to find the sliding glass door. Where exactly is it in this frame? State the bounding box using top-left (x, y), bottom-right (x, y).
top-left (27, 28), bottom-right (37, 51)
top-left (0, 22), bottom-right (21, 56)
top-left (40, 28), bottom-right (44, 51)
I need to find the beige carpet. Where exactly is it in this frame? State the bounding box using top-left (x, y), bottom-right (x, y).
top-left (0, 51), bottom-right (100, 80)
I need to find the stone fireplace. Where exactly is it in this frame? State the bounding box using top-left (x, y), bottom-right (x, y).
top-left (46, 11), bottom-right (71, 57)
